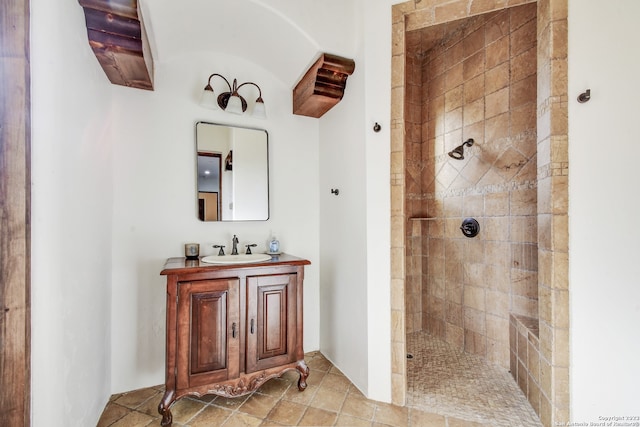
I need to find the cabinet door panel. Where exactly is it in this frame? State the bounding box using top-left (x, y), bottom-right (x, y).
top-left (246, 274), bottom-right (296, 373)
top-left (190, 291), bottom-right (227, 374)
top-left (263, 290), bottom-right (285, 355)
top-left (177, 279), bottom-right (239, 389)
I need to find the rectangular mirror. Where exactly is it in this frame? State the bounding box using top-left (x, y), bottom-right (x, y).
top-left (196, 122), bottom-right (269, 221)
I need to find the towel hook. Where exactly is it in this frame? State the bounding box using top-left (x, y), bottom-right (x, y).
top-left (577, 89), bottom-right (591, 103)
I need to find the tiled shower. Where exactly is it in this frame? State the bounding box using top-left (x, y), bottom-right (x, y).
top-left (391, 0), bottom-right (570, 425)
top-left (404, 3), bottom-right (538, 369)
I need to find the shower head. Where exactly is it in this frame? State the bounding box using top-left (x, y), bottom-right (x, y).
top-left (448, 138), bottom-right (474, 160)
top-left (448, 145), bottom-right (465, 160)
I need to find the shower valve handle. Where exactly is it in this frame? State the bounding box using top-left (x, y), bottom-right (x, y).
top-left (460, 218), bottom-right (480, 238)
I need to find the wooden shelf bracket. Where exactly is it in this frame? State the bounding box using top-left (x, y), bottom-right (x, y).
top-left (293, 53), bottom-right (355, 118)
top-left (78, 0), bottom-right (154, 90)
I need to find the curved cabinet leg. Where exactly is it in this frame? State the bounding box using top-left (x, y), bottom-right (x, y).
top-left (158, 389), bottom-right (175, 426)
top-left (296, 360), bottom-right (310, 391)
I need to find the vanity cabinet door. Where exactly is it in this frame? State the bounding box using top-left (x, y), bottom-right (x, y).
top-left (246, 274), bottom-right (297, 373)
top-left (176, 278), bottom-right (240, 389)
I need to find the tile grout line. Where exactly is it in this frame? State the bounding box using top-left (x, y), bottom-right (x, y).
top-left (266, 373), bottom-right (316, 427)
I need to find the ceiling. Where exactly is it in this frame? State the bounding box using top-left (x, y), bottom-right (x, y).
top-left (138, 0), bottom-right (358, 87)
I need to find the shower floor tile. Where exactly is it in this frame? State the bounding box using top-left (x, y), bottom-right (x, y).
top-left (406, 331), bottom-right (542, 427)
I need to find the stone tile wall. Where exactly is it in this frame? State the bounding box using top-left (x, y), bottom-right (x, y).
top-left (391, 1), bottom-right (569, 425)
top-left (511, 313), bottom-right (542, 416)
top-left (534, 0), bottom-right (570, 424)
top-left (404, 4), bottom-right (538, 369)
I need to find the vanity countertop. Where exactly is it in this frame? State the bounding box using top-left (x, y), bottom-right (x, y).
top-left (161, 253), bottom-right (310, 275)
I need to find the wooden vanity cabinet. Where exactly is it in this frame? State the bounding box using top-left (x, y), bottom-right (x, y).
top-left (158, 255), bottom-right (310, 427)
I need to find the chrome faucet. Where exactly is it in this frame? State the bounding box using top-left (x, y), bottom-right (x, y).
top-left (231, 235), bottom-right (239, 255)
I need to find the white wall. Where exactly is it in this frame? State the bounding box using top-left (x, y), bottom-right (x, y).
top-left (362, 0), bottom-right (398, 402)
top-left (31, 0), bottom-right (114, 425)
top-left (28, 2), bottom-right (405, 425)
top-left (317, 0), bottom-right (397, 402)
top-left (110, 0), bottom-right (400, 403)
top-left (569, 0), bottom-right (640, 421)
top-left (110, 52), bottom-right (321, 392)
top-left (318, 50), bottom-right (370, 393)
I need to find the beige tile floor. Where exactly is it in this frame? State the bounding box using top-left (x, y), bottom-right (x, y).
top-left (98, 336), bottom-right (541, 427)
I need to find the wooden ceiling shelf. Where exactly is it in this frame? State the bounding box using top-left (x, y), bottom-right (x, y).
top-left (293, 53), bottom-right (355, 118)
top-left (78, 0), bottom-right (154, 90)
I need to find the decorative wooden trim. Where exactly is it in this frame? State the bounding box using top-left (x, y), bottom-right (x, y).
top-left (0, 0), bottom-right (31, 424)
top-left (293, 53), bottom-right (355, 118)
top-left (78, 0), bottom-right (154, 90)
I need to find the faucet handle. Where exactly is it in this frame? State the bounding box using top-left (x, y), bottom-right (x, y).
top-left (213, 244), bottom-right (225, 256)
top-left (245, 244), bottom-right (257, 255)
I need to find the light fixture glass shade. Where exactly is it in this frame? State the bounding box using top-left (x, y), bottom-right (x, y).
top-left (200, 88), bottom-right (218, 109)
top-left (252, 99), bottom-right (267, 119)
top-left (225, 94), bottom-right (244, 114)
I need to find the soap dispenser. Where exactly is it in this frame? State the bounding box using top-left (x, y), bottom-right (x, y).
top-left (269, 236), bottom-right (280, 254)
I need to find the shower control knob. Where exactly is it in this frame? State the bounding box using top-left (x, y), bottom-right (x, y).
top-left (460, 218), bottom-right (480, 238)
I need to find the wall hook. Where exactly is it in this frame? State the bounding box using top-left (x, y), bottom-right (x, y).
top-left (373, 122), bottom-right (381, 132)
top-left (577, 89), bottom-right (591, 103)
top-left (331, 188), bottom-right (340, 196)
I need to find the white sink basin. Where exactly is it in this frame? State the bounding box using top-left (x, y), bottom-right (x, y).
top-left (201, 253), bottom-right (273, 265)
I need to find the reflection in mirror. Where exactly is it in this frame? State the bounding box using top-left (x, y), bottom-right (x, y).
top-left (196, 122), bottom-right (269, 221)
top-left (197, 152), bottom-right (221, 220)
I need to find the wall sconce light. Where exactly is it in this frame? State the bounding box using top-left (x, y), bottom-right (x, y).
top-left (200, 73), bottom-right (266, 119)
